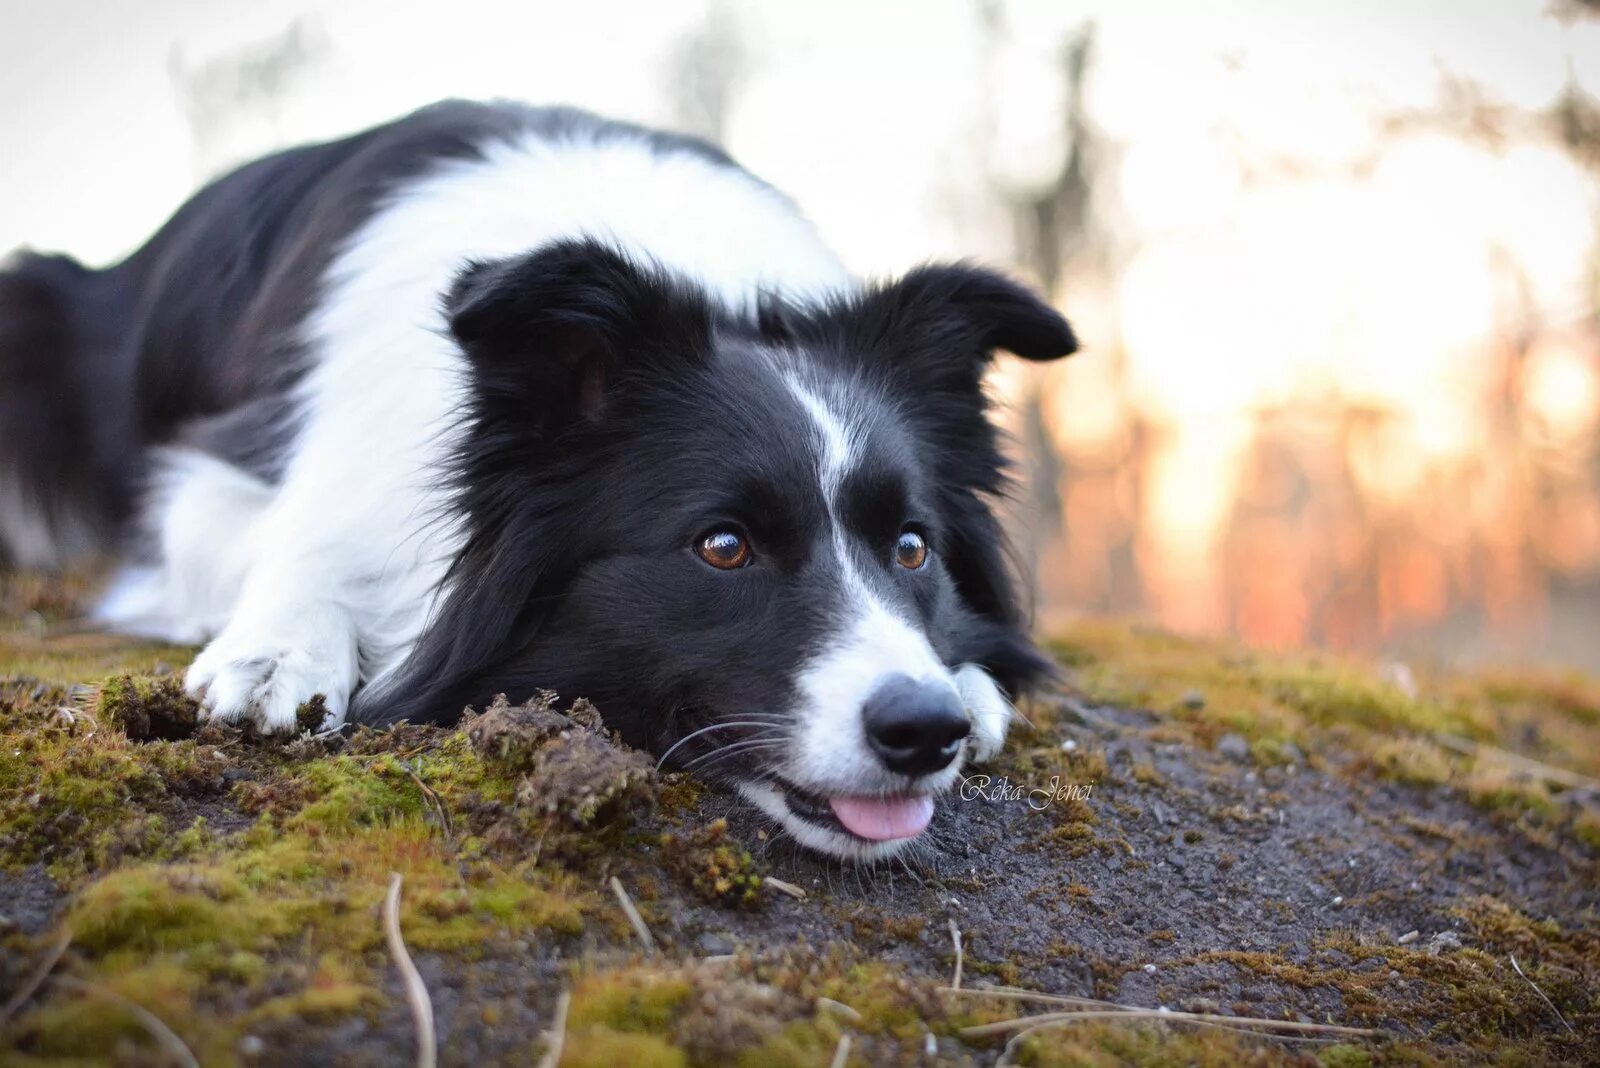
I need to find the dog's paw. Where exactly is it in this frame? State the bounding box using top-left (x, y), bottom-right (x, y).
top-left (956, 664), bottom-right (1013, 762)
top-left (186, 629), bottom-right (355, 734)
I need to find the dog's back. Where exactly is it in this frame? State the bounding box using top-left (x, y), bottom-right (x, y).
top-left (0, 101), bottom-right (571, 569)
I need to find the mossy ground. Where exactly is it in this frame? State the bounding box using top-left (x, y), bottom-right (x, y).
top-left (1, 572), bottom-right (1595, 1065)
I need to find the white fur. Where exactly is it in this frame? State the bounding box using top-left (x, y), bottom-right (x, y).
top-left (777, 373), bottom-right (1012, 795)
top-left (740, 372), bottom-right (1018, 855)
top-left (103, 128), bottom-right (850, 733)
top-left (956, 662), bottom-right (1014, 760)
top-left (95, 447), bottom-right (273, 643)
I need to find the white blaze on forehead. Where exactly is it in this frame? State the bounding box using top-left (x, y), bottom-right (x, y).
top-left (779, 371), bottom-right (959, 794)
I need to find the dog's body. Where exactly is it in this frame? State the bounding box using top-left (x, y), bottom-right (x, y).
top-left (1, 101), bottom-right (1075, 859)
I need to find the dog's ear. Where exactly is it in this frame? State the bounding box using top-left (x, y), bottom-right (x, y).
top-left (446, 239), bottom-right (711, 425)
top-left (829, 263), bottom-right (1076, 383)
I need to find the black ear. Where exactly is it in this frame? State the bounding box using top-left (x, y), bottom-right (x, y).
top-left (833, 263), bottom-right (1077, 378)
top-left (445, 238), bottom-right (711, 424)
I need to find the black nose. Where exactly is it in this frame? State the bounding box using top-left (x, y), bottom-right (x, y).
top-left (862, 675), bottom-right (970, 777)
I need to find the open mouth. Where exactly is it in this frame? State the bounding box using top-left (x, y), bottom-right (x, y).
top-left (778, 780), bottom-right (936, 842)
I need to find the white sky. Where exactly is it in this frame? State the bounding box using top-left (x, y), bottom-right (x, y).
top-left (3, 0), bottom-right (1598, 626)
top-left (6, 0), bottom-right (1595, 270)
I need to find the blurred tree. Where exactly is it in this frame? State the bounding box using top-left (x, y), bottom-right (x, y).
top-left (168, 18), bottom-right (329, 178)
top-left (666, 0), bottom-right (745, 147)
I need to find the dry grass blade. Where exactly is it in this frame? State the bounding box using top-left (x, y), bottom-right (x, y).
top-left (764, 876), bottom-right (807, 899)
top-left (817, 997), bottom-right (862, 1022)
top-left (939, 985), bottom-right (1112, 1010)
top-left (828, 1031), bottom-right (852, 1068)
top-left (0, 927), bottom-right (71, 1028)
top-left (396, 759), bottom-right (454, 836)
top-left (948, 919), bottom-right (964, 990)
top-left (609, 876), bottom-right (658, 954)
top-left (963, 1008), bottom-right (1380, 1040)
top-left (385, 873), bottom-right (438, 1068)
top-left (537, 986), bottom-right (571, 1068)
top-left (1434, 734), bottom-right (1600, 793)
top-left (1510, 954), bottom-right (1575, 1034)
top-left (52, 976), bottom-right (198, 1068)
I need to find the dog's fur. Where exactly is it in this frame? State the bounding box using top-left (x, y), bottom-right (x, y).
top-left (0, 101), bottom-right (1076, 860)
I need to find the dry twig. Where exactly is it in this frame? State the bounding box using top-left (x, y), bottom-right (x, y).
top-left (828, 1032), bottom-right (852, 1068)
top-left (537, 986), bottom-right (571, 1068)
top-left (948, 919), bottom-right (964, 990)
top-left (385, 873), bottom-right (438, 1068)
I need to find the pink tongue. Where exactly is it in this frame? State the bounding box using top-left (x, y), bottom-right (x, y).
top-left (828, 795), bottom-right (935, 841)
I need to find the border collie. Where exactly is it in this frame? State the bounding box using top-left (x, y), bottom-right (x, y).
top-left (0, 101), bottom-right (1076, 860)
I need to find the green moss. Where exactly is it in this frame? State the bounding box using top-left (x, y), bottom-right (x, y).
top-left (1574, 808), bottom-right (1600, 850)
top-left (734, 1019), bottom-right (842, 1068)
top-left (4, 575), bottom-right (1598, 1067)
top-left (660, 818), bottom-right (762, 906)
top-left (1045, 622), bottom-right (1600, 844)
top-left (95, 673), bottom-right (199, 740)
top-left (0, 696), bottom-right (223, 880)
top-left (558, 1027), bottom-right (689, 1068)
top-left (1368, 737), bottom-right (1454, 786)
top-left (1012, 1020), bottom-right (1312, 1067)
top-left (569, 969), bottom-right (695, 1033)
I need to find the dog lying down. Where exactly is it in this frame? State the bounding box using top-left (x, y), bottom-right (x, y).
top-left (0, 101), bottom-right (1077, 860)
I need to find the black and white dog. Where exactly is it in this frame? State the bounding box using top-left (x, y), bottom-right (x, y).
top-left (0, 101), bottom-right (1076, 859)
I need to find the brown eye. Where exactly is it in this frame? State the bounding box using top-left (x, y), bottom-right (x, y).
top-left (696, 529), bottom-right (752, 569)
top-left (895, 530), bottom-right (929, 570)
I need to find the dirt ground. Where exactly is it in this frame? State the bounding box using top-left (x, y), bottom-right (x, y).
top-left (1, 572), bottom-right (1596, 1066)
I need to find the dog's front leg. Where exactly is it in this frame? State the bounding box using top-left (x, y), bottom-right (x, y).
top-left (184, 554), bottom-right (363, 734)
top-left (956, 664), bottom-right (1015, 761)
top-left (181, 434), bottom-right (442, 734)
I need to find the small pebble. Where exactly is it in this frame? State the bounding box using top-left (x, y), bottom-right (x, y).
top-left (1217, 733), bottom-right (1250, 762)
top-left (1426, 931), bottom-right (1462, 956)
top-left (1332, 896), bottom-right (1344, 906)
top-left (239, 1036), bottom-right (265, 1057)
top-left (1397, 930), bottom-right (1420, 945)
top-left (1143, 963), bottom-right (1158, 974)
top-left (696, 931), bottom-right (735, 956)
top-left (1181, 690), bottom-right (1206, 710)
top-left (1060, 738), bottom-right (1078, 752)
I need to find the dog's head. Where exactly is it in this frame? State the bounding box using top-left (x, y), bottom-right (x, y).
top-left (378, 238), bottom-right (1076, 860)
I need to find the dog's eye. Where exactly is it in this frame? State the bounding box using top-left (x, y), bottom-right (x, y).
top-left (696, 529), bottom-right (752, 569)
top-left (895, 530), bottom-right (929, 570)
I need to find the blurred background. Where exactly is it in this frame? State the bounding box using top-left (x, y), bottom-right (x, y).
top-left (3, 0), bottom-right (1598, 669)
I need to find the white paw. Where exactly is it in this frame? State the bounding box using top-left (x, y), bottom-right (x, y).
top-left (956, 664), bottom-right (1013, 762)
top-left (186, 626), bottom-right (355, 734)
